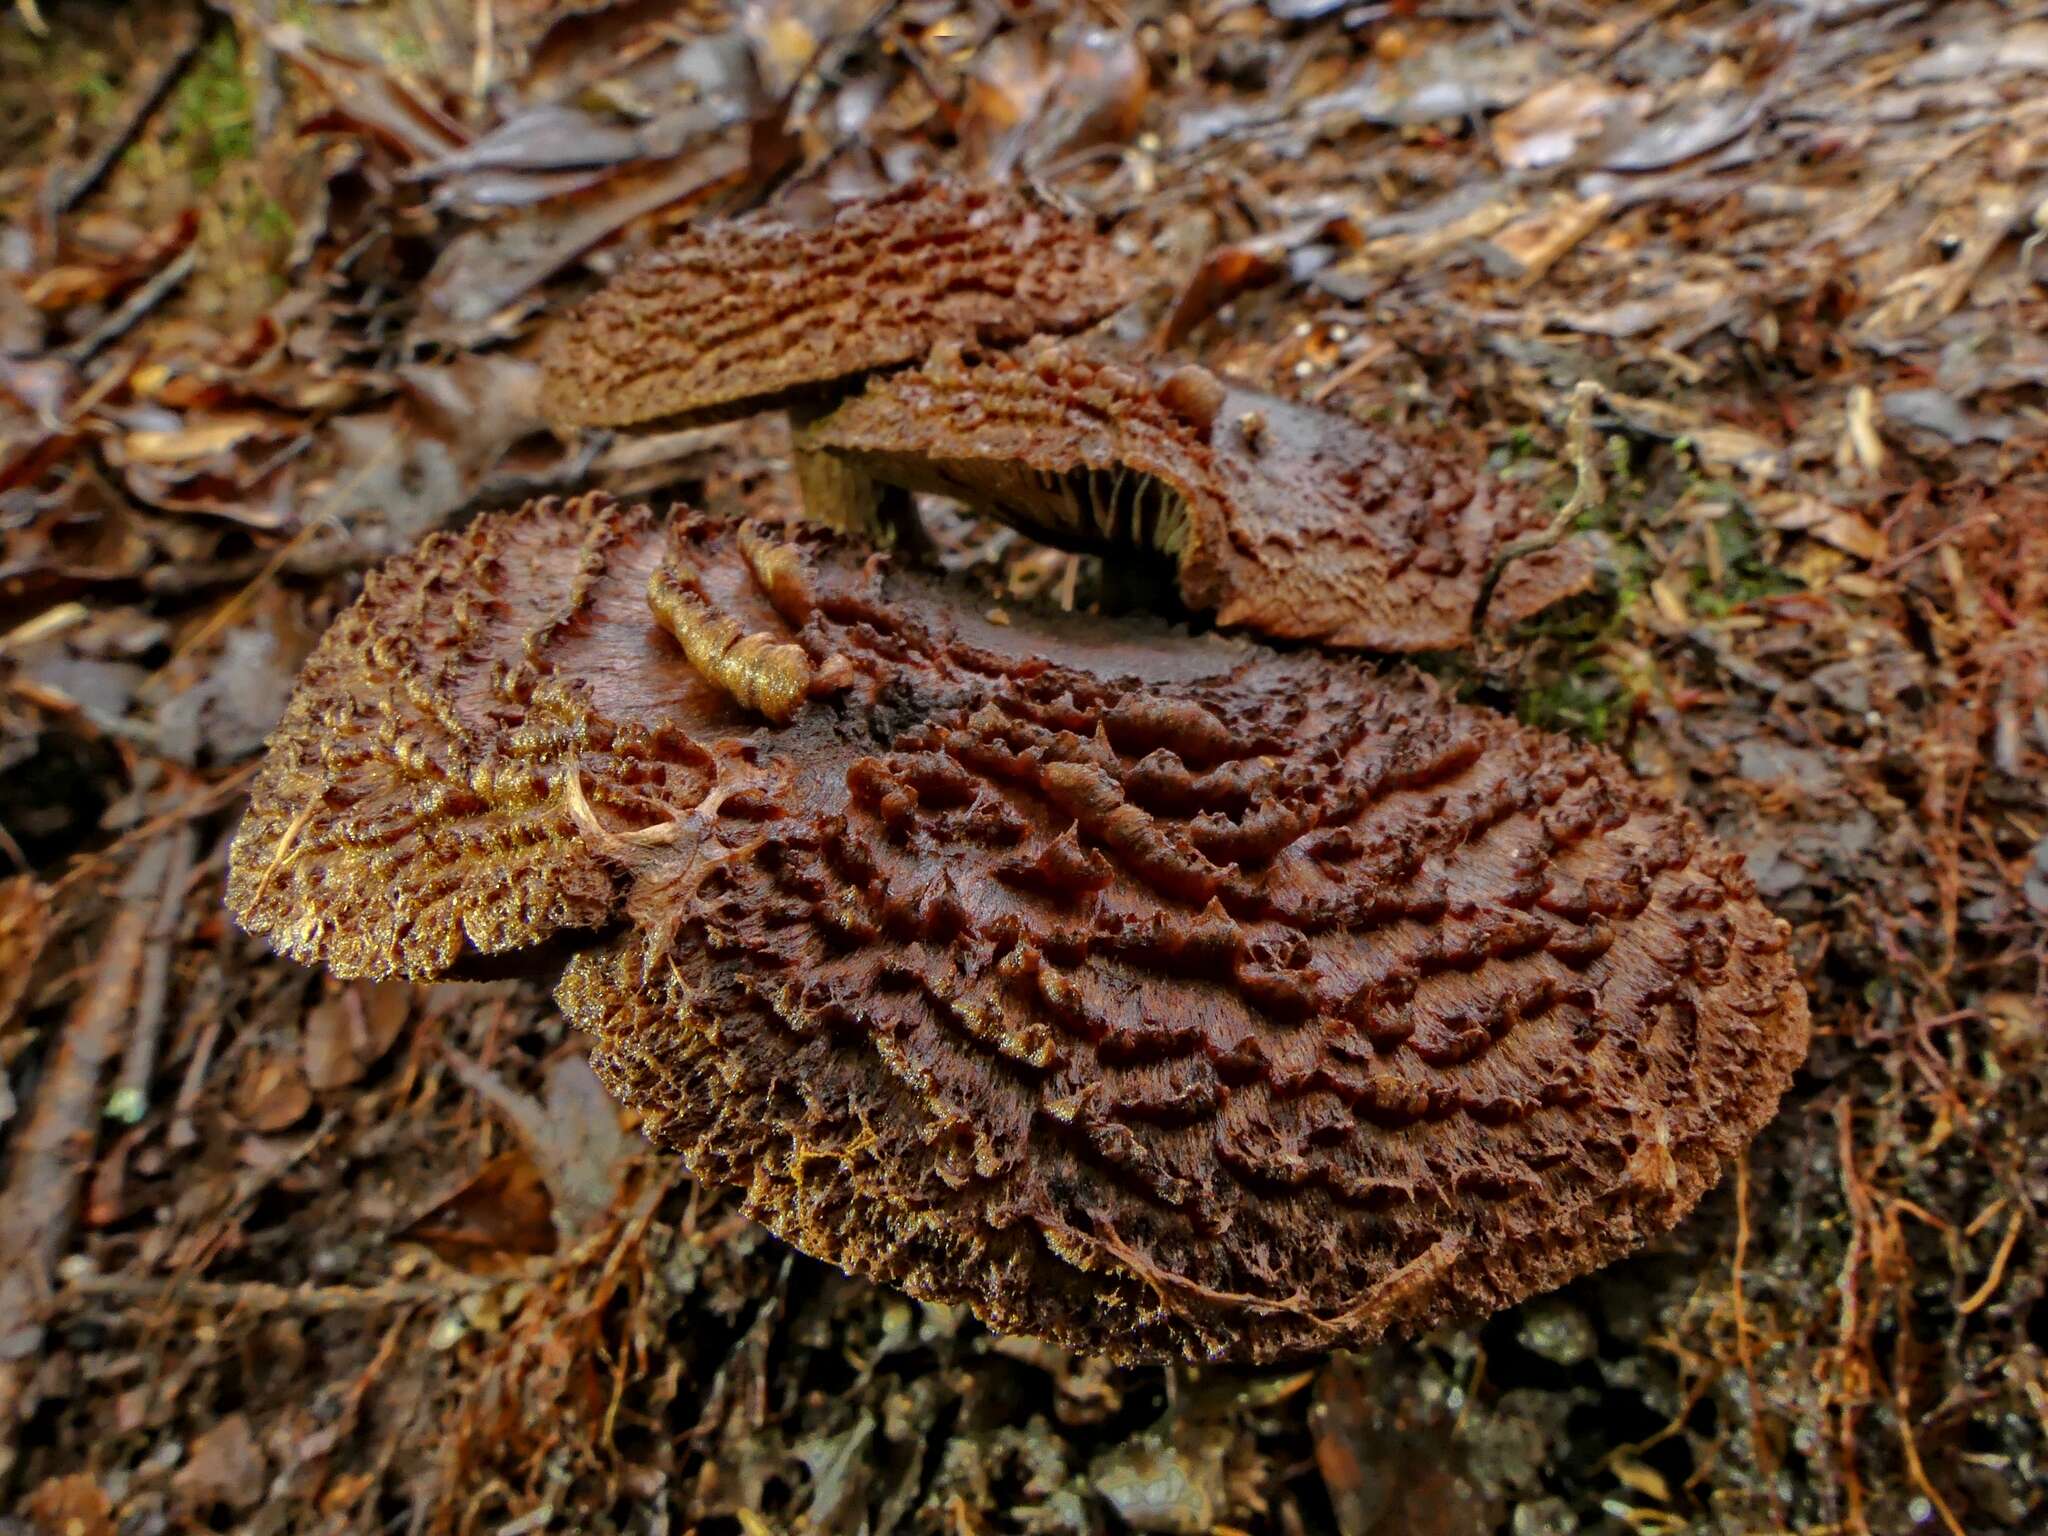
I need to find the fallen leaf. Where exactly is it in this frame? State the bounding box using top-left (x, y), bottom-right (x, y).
top-left (1882, 388), bottom-right (2014, 445)
top-left (414, 135), bottom-right (752, 343)
top-left (25, 1472), bottom-right (114, 1536)
top-left (1309, 39), bottom-right (1555, 129)
top-left (172, 1412), bottom-right (267, 1512)
top-left (1604, 392), bottom-right (1786, 481)
top-left (1492, 76), bottom-right (1623, 169)
top-left (303, 995), bottom-right (365, 1091)
top-left (1024, 25), bottom-right (1148, 167)
top-left (443, 1049), bottom-right (636, 1240)
top-left (1764, 494), bottom-right (1889, 562)
top-left (269, 27), bottom-right (468, 163)
top-left (1604, 86), bottom-right (1766, 172)
top-left (1157, 245), bottom-right (1284, 349)
top-left (304, 980), bottom-right (413, 1090)
top-left (120, 415), bottom-right (274, 465)
top-left (413, 103), bottom-right (644, 179)
top-left (231, 1052), bottom-right (314, 1133)
top-left (1480, 192), bottom-right (1614, 286)
top-left (401, 1150), bottom-right (558, 1266)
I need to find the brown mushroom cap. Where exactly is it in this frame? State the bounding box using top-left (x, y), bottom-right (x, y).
top-left (537, 180), bottom-right (1137, 432)
top-left (229, 495), bottom-right (1806, 1362)
top-left (798, 337), bottom-right (1597, 651)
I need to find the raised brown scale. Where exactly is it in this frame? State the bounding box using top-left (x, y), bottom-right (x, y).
top-left (802, 337), bottom-right (1592, 651)
top-left (228, 494), bottom-right (1807, 1363)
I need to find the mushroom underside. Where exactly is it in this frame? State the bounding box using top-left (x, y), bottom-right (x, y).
top-left (797, 342), bottom-right (1601, 652)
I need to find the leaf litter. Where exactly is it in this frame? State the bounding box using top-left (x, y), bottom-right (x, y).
top-left (0, 0), bottom-right (2044, 1532)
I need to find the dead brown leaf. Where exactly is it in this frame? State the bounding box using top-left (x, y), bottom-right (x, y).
top-left (230, 1051), bottom-right (314, 1133)
top-left (401, 1150), bottom-right (558, 1266)
top-left (171, 1412), bottom-right (267, 1512)
top-left (25, 1472), bottom-right (114, 1536)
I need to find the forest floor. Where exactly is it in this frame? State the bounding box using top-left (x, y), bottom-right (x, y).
top-left (1, 2), bottom-right (2045, 1533)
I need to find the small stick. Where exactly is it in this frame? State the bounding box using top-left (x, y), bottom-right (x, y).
top-left (107, 819), bottom-right (199, 1123)
top-left (0, 836), bottom-right (167, 1442)
top-left (51, 1271), bottom-right (491, 1315)
top-left (168, 995), bottom-right (224, 1152)
top-left (1470, 380), bottom-right (1605, 635)
top-left (45, 7), bottom-right (206, 212)
top-left (61, 242), bottom-right (197, 367)
top-left (1731, 1152), bottom-right (1783, 1523)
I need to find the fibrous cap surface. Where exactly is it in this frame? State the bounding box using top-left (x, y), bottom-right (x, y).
top-left (801, 338), bottom-right (1596, 651)
top-left (230, 495), bottom-right (1807, 1362)
top-left (538, 180), bottom-right (1136, 430)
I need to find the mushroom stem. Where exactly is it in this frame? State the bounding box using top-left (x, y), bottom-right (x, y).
top-left (788, 395), bottom-right (927, 554)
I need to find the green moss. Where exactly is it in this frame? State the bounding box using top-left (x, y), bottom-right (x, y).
top-left (384, 30), bottom-right (432, 69)
top-left (161, 29), bottom-right (253, 187)
top-left (1517, 656), bottom-right (1622, 742)
top-left (248, 193), bottom-right (294, 245)
top-left (77, 70), bottom-right (120, 111)
top-left (1489, 426), bottom-right (1541, 472)
top-left (1690, 506), bottom-right (1802, 617)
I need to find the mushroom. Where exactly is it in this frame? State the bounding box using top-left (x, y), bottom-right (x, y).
top-left (537, 179), bottom-right (1137, 546)
top-left (798, 335), bottom-right (1597, 651)
top-left (229, 493), bottom-right (1808, 1363)
top-left (541, 181), bottom-right (1594, 649)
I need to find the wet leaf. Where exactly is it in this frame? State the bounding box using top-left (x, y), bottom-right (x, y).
top-left (1491, 75), bottom-right (1623, 171)
top-left (1157, 244), bottom-right (1283, 349)
top-left (230, 1052), bottom-right (314, 1133)
top-left (270, 27), bottom-right (467, 163)
top-left (1765, 494), bottom-right (1889, 562)
top-left (25, 1472), bottom-right (114, 1536)
top-left (443, 1049), bottom-right (636, 1241)
top-left (172, 1412), bottom-right (267, 1512)
top-left (401, 1150), bottom-right (558, 1265)
top-left (1882, 388), bottom-right (2014, 445)
top-left (415, 136), bottom-right (753, 343)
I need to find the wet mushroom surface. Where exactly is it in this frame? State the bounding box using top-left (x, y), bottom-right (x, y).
top-left (537, 177), bottom-right (1137, 433)
top-left (540, 180), bottom-right (1596, 651)
top-left (800, 336), bottom-right (1597, 651)
top-left (538, 178), bottom-right (1136, 550)
top-left (228, 493), bottom-right (1808, 1363)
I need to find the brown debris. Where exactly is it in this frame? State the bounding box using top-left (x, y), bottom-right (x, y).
top-left (230, 496), bottom-right (1805, 1362)
top-left (802, 337), bottom-right (1596, 650)
top-left (0, 837), bottom-right (166, 1433)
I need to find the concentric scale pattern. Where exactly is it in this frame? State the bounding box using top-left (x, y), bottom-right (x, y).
top-left (230, 496), bottom-right (1807, 1361)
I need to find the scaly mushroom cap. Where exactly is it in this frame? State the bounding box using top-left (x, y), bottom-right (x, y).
top-left (538, 180), bottom-right (1137, 431)
top-left (229, 495), bottom-right (1806, 1362)
top-left (799, 337), bottom-right (1597, 651)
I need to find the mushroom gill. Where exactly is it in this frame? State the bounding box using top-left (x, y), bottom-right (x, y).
top-left (799, 337), bottom-right (1599, 652)
top-left (228, 493), bottom-right (1808, 1363)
